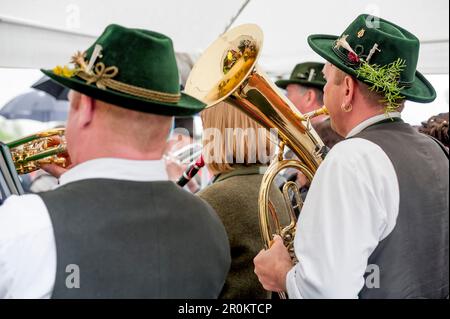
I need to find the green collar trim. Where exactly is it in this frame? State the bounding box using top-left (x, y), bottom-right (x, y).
top-left (213, 165), bottom-right (266, 184)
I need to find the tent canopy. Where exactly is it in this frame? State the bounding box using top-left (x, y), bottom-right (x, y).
top-left (0, 0), bottom-right (448, 78)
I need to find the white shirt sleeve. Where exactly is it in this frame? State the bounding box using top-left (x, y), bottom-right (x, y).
top-left (0, 194), bottom-right (56, 299)
top-left (286, 138), bottom-right (400, 299)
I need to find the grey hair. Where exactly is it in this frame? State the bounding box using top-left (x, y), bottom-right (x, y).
top-left (296, 85), bottom-right (324, 105)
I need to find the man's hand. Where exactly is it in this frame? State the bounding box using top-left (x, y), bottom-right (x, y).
top-left (253, 235), bottom-right (294, 293)
top-left (164, 157), bottom-right (200, 193)
top-left (40, 135), bottom-right (71, 178)
top-left (40, 163), bottom-right (70, 179)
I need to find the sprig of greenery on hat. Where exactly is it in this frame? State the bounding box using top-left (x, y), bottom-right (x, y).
top-left (335, 34), bottom-right (406, 113)
top-left (357, 58), bottom-right (407, 113)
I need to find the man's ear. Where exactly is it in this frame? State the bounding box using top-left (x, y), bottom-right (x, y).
top-left (77, 94), bottom-right (96, 128)
top-left (306, 89), bottom-right (316, 106)
top-left (342, 75), bottom-right (356, 106)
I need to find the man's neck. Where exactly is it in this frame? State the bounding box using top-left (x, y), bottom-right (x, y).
top-left (70, 129), bottom-right (167, 165)
top-left (343, 110), bottom-right (387, 137)
top-left (71, 146), bottom-right (164, 167)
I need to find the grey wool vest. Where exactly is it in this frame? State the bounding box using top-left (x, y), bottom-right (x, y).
top-left (353, 119), bottom-right (449, 299)
top-left (39, 179), bottom-right (231, 299)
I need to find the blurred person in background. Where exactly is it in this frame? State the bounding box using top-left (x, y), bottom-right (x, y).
top-left (419, 112), bottom-right (449, 149)
top-left (276, 62), bottom-right (327, 124)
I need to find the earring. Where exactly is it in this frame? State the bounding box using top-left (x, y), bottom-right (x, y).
top-left (341, 104), bottom-right (353, 112)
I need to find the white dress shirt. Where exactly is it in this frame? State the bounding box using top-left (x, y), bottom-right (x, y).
top-left (286, 113), bottom-right (401, 299)
top-left (0, 158), bottom-right (168, 299)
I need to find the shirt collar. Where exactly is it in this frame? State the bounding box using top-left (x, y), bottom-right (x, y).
top-left (346, 112), bottom-right (402, 138)
top-left (214, 165), bottom-right (266, 183)
top-left (58, 158), bottom-right (169, 187)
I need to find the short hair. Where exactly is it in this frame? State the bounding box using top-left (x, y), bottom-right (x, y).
top-left (72, 91), bottom-right (172, 153)
top-left (97, 101), bottom-right (173, 151)
top-left (201, 101), bottom-right (273, 175)
top-left (295, 85), bottom-right (324, 105)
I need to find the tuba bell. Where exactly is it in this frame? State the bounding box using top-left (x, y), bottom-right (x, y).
top-left (185, 24), bottom-right (328, 298)
top-left (7, 127), bottom-right (68, 175)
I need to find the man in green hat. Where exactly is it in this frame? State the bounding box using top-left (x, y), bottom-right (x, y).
top-left (276, 62), bottom-right (327, 124)
top-left (0, 24), bottom-right (230, 298)
top-left (254, 14), bottom-right (448, 298)
top-left (276, 62), bottom-right (343, 190)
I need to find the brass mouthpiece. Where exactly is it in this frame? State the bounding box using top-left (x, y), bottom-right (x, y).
top-left (299, 106), bottom-right (329, 122)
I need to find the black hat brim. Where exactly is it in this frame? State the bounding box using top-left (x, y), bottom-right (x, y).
top-left (275, 79), bottom-right (325, 90)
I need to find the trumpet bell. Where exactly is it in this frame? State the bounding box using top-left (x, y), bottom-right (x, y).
top-left (185, 24), bottom-right (263, 107)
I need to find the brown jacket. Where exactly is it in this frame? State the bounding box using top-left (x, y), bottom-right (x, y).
top-left (198, 165), bottom-right (287, 299)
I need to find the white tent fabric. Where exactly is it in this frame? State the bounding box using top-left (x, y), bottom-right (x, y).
top-left (0, 0), bottom-right (448, 77)
top-left (0, 0), bottom-right (245, 70)
top-left (235, 0), bottom-right (449, 76)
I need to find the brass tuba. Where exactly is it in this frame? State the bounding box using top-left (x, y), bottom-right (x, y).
top-left (7, 128), bottom-right (68, 175)
top-left (185, 24), bottom-right (328, 298)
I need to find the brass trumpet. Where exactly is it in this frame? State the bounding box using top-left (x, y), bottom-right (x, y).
top-left (186, 24), bottom-right (328, 298)
top-left (7, 128), bottom-right (68, 175)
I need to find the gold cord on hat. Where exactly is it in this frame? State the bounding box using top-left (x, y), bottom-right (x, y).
top-left (54, 49), bottom-right (181, 104)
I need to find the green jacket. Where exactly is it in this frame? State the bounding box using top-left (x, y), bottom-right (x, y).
top-left (198, 165), bottom-right (287, 299)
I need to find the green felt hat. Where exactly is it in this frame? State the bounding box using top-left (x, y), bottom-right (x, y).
top-left (308, 14), bottom-right (436, 106)
top-left (275, 62), bottom-right (326, 90)
top-left (42, 24), bottom-right (206, 116)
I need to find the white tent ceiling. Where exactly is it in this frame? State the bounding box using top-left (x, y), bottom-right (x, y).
top-left (0, 0), bottom-right (449, 80)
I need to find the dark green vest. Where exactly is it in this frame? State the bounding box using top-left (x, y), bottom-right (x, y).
top-left (354, 119), bottom-right (449, 299)
top-left (198, 166), bottom-right (288, 299)
top-left (39, 179), bottom-right (231, 298)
